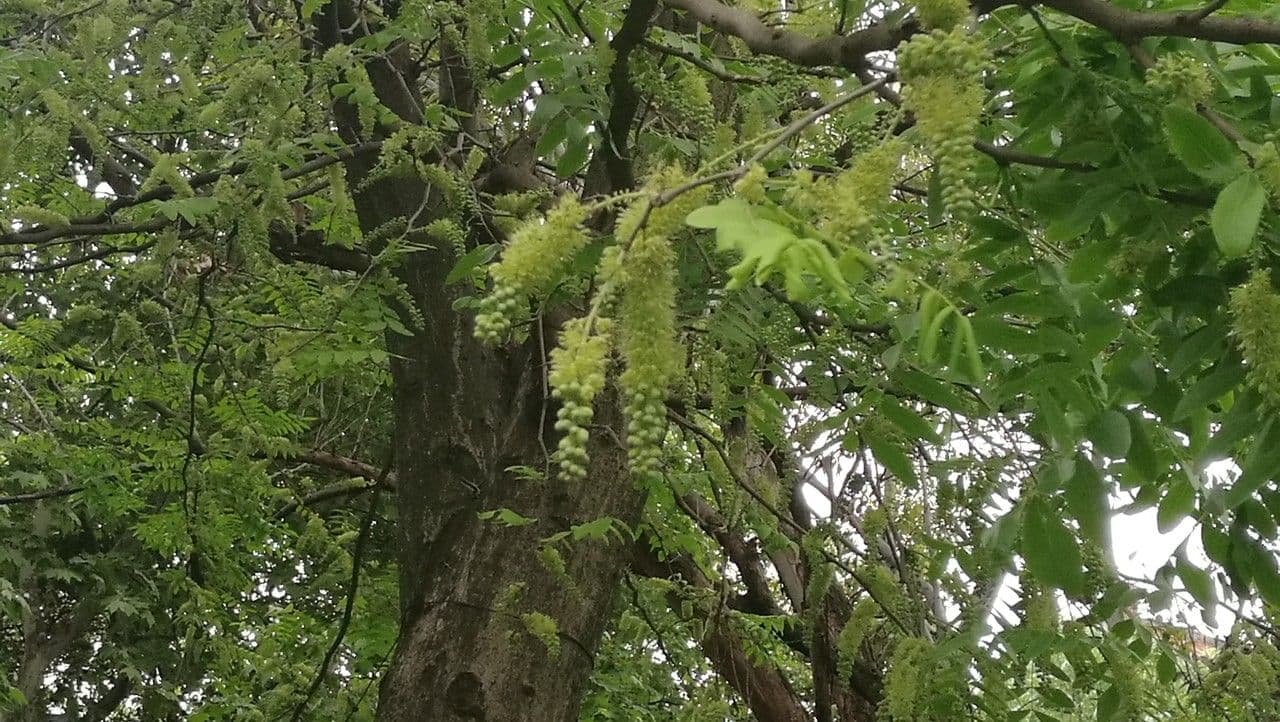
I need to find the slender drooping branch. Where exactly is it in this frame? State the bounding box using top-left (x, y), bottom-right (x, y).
top-left (0, 141), bottom-right (382, 247)
top-left (289, 453), bottom-right (392, 722)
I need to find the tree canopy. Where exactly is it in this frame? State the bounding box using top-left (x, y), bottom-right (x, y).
top-left (3, 0), bottom-right (1280, 719)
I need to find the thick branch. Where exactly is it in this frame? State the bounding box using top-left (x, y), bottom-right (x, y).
top-left (1, 218), bottom-right (169, 248)
top-left (290, 450), bottom-right (396, 482)
top-left (662, 0), bottom-right (911, 71)
top-left (0, 486), bottom-right (84, 506)
top-left (1, 242), bottom-right (156, 273)
top-left (678, 492), bottom-right (783, 616)
top-left (632, 543), bottom-right (809, 722)
top-left (1033, 0), bottom-right (1280, 44)
top-left (267, 220), bottom-right (372, 273)
top-left (587, 0), bottom-right (659, 195)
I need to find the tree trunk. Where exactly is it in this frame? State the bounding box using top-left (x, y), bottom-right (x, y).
top-left (332, 98), bottom-right (644, 722)
top-left (307, 4), bottom-right (651, 716)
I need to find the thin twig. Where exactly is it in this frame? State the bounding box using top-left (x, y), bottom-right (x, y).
top-left (1180, 0), bottom-right (1229, 25)
top-left (290, 453), bottom-right (393, 722)
top-left (0, 486), bottom-right (85, 506)
top-left (654, 77), bottom-right (888, 207)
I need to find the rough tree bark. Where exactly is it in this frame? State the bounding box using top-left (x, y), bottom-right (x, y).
top-left (308, 3), bottom-right (652, 720)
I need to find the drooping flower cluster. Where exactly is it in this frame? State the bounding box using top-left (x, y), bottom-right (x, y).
top-left (1230, 271), bottom-right (1280, 408)
top-left (836, 596), bottom-right (879, 684)
top-left (897, 21), bottom-right (988, 219)
top-left (881, 637), bottom-right (931, 720)
top-left (475, 169), bottom-right (702, 480)
top-left (474, 197), bottom-right (590, 343)
top-left (1146, 53), bottom-right (1213, 106)
top-left (615, 175), bottom-right (706, 475)
top-left (548, 318), bottom-right (614, 479)
top-left (809, 140), bottom-right (904, 246)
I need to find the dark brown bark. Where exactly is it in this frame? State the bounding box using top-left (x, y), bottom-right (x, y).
top-left (339, 89), bottom-right (646, 722)
top-left (632, 544), bottom-right (810, 722)
top-left (305, 3), bottom-right (651, 719)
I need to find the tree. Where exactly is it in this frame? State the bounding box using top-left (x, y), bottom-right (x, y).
top-left (3, 0), bottom-right (1280, 719)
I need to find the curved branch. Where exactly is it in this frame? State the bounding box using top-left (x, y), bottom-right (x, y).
top-left (1, 142), bottom-right (383, 247)
top-left (663, 0), bottom-right (911, 72)
top-left (1, 242), bottom-right (156, 273)
top-left (632, 543), bottom-right (810, 722)
top-left (0, 486), bottom-right (84, 506)
top-left (1033, 0), bottom-right (1280, 44)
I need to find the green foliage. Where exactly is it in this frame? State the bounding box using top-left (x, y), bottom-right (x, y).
top-left (5, 0), bottom-right (1280, 718)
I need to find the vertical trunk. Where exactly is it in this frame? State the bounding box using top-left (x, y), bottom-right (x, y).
top-left (310, 4), bottom-right (650, 716)
top-left (337, 118), bottom-right (644, 722)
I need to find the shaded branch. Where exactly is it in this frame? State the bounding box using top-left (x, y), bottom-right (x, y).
top-left (587, 0), bottom-right (660, 195)
top-left (662, 0), bottom-right (911, 72)
top-left (1, 242), bottom-right (156, 273)
top-left (1033, 0), bottom-right (1280, 44)
top-left (290, 455), bottom-right (391, 722)
top-left (268, 220), bottom-right (373, 273)
top-left (1, 142), bottom-right (382, 247)
top-left (632, 542), bottom-right (810, 722)
top-left (0, 486), bottom-right (85, 506)
top-left (642, 38), bottom-right (765, 84)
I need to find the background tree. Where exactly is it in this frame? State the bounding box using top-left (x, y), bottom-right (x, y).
top-left (3, 0), bottom-right (1280, 720)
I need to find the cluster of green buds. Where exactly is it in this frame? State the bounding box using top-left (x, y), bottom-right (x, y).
top-left (1146, 53), bottom-right (1213, 106)
top-left (811, 140), bottom-right (904, 246)
top-left (474, 197), bottom-right (590, 343)
top-left (1253, 140), bottom-right (1280, 199)
top-left (1230, 271), bottom-right (1280, 408)
top-left (914, 0), bottom-right (971, 31)
top-left (548, 318), bottom-right (614, 479)
top-left (897, 9), bottom-right (988, 220)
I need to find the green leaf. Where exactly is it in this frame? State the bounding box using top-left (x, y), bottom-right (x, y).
top-left (1243, 497), bottom-right (1278, 539)
top-left (556, 133), bottom-right (591, 178)
top-left (1171, 356), bottom-right (1245, 421)
top-left (877, 397), bottom-right (941, 444)
top-left (1224, 419), bottom-right (1280, 509)
top-left (1065, 458), bottom-right (1109, 546)
top-left (477, 508), bottom-right (538, 527)
top-left (894, 368), bottom-right (973, 413)
top-left (858, 428), bottom-right (917, 486)
top-left (1157, 477), bottom-right (1196, 533)
top-left (1023, 495), bottom-right (1085, 595)
top-left (685, 198), bottom-right (752, 229)
top-left (1252, 547), bottom-right (1280, 607)
top-left (1162, 106), bottom-right (1243, 182)
top-left (493, 69), bottom-right (530, 104)
top-left (445, 244), bottom-right (498, 285)
top-left (1176, 554), bottom-right (1215, 611)
top-left (1096, 684), bottom-right (1122, 722)
top-left (1123, 413), bottom-right (1160, 486)
top-left (1085, 409), bottom-right (1130, 459)
top-left (1212, 171), bottom-right (1267, 258)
